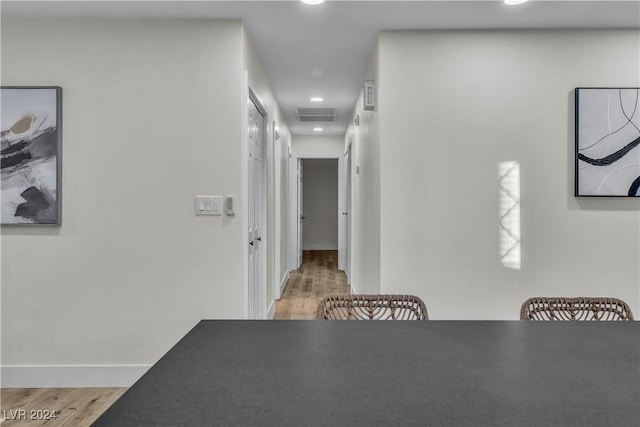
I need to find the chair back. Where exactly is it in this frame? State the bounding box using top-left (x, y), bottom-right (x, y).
top-left (520, 297), bottom-right (634, 321)
top-left (316, 294), bottom-right (428, 320)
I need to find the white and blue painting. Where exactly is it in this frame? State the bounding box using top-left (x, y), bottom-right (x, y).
top-left (1, 87), bottom-right (61, 224)
top-left (576, 88), bottom-right (640, 197)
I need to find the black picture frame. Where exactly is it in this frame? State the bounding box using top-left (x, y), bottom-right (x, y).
top-left (575, 87), bottom-right (640, 197)
top-left (1, 86), bottom-right (62, 224)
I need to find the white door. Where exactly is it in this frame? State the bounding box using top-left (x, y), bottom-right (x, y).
top-left (248, 97), bottom-right (265, 319)
top-left (297, 158), bottom-right (304, 269)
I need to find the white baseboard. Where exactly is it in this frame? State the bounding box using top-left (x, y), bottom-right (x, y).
top-left (302, 243), bottom-right (338, 251)
top-left (1, 364), bottom-right (151, 388)
top-left (280, 271), bottom-right (290, 295)
top-left (267, 300), bottom-right (275, 319)
top-left (350, 280), bottom-right (357, 294)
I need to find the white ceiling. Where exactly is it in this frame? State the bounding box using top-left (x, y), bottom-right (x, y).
top-left (3, 1), bottom-right (639, 135)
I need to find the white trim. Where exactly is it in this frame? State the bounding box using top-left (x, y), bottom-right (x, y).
top-left (338, 155), bottom-right (346, 271)
top-left (248, 85), bottom-right (267, 116)
top-left (344, 139), bottom-right (353, 284)
top-left (280, 271), bottom-right (290, 295)
top-left (288, 149), bottom-right (297, 271)
top-left (242, 70), bottom-right (250, 319)
top-left (293, 154), bottom-right (342, 272)
top-left (303, 243), bottom-right (339, 251)
top-left (344, 136), bottom-right (353, 156)
top-left (296, 158), bottom-right (303, 269)
top-left (296, 154), bottom-right (339, 159)
top-left (273, 121), bottom-right (282, 300)
top-left (285, 145), bottom-right (291, 274)
top-left (1, 365), bottom-right (151, 388)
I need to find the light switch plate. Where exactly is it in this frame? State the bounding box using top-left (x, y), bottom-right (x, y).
top-left (195, 196), bottom-right (222, 215)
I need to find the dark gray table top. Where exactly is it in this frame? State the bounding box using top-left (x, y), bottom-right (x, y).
top-left (93, 320), bottom-right (640, 427)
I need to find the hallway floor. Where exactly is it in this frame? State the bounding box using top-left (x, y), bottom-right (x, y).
top-left (274, 250), bottom-right (351, 319)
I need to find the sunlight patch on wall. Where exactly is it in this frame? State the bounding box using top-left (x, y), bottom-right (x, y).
top-left (498, 161), bottom-right (521, 270)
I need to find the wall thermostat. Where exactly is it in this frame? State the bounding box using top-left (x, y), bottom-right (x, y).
top-left (226, 196), bottom-right (235, 216)
top-left (363, 81), bottom-right (375, 111)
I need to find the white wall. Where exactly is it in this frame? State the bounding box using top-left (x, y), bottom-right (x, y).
top-left (378, 30), bottom-right (640, 319)
top-left (302, 159), bottom-right (338, 250)
top-left (292, 135), bottom-right (344, 158)
top-left (1, 18), bottom-right (246, 385)
top-left (345, 45), bottom-right (381, 295)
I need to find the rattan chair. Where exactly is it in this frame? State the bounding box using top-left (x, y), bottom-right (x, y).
top-left (316, 294), bottom-right (428, 320)
top-left (520, 297), bottom-right (634, 321)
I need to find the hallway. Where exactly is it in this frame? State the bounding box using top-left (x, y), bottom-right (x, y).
top-left (274, 250), bottom-right (350, 319)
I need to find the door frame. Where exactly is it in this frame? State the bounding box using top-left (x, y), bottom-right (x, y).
top-left (297, 158), bottom-right (304, 268)
top-left (288, 154), bottom-right (344, 273)
top-left (288, 149), bottom-right (297, 271)
top-left (243, 73), bottom-right (269, 319)
top-left (338, 138), bottom-right (352, 282)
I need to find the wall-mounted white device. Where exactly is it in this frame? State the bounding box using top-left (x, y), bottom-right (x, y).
top-left (195, 196), bottom-right (222, 215)
top-left (363, 80), bottom-right (375, 111)
top-left (226, 196), bottom-right (235, 216)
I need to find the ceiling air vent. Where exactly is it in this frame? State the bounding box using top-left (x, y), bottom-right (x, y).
top-left (295, 107), bottom-right (338, 122)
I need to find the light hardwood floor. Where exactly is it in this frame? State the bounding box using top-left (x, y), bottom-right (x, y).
top-left (0, 387), bottom-right (126, 426)
top-left (0, 250), bottom-right (349, 426)
top-left (275, 250), bottom-right (350, 319)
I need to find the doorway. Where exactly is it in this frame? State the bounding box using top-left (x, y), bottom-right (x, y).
top-left (289, 154), bottom-right (350, 278)
top-left (280, 147), bottom-right (352, 319)
top-left (301, 159), bottom-right (339, 252)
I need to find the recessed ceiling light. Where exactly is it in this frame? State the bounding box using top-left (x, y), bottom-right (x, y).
top-left (301, 0), bottom-right (325, 5)
top-left (313, 128), bottom-right (323, 132)
top-left (504, 0), bottom-right (528, 5)
top-left (310, 97), bottom-right (323, 102)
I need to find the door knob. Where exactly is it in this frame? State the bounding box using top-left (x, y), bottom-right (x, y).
top-left (342, 212), bottom-right (348, 215)
top-left (249, 241), bottom-right (254, 246)
top-left (256, 237), bottom-right (262, 242)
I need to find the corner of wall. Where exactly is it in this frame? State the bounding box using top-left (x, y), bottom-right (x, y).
top-left (241, 23), bottom-right (292, 317)
top-left (346, 39), bottom-right (381, 295)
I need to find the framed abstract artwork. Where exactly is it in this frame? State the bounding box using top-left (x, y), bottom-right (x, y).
top-left (1, 86), bottom-right (62, 224)
top-left (575, 88), bottom-right (640, 197)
